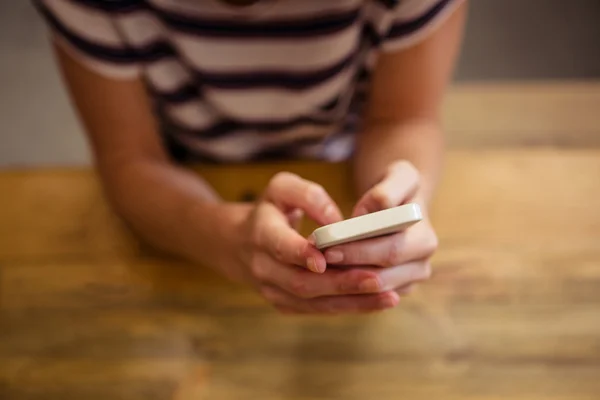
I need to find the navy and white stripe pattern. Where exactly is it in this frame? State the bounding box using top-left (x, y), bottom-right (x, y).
top-left (35, 0), bottom-right (461, 163)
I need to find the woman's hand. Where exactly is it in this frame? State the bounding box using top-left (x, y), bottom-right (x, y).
top-left (323, 161), bottom-right (439, 296)
top-left (223, 172), bottom-right (405, 314)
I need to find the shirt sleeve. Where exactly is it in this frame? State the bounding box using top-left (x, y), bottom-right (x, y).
top-left (381, 0), bottom-right (464, 53)
top-left (33, 0), bottom-right (142, 79)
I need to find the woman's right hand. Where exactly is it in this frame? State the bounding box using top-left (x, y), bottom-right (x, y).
top-left (223, 172), bottom-right (402, 315)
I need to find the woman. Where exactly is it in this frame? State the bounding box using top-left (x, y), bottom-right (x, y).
top-left (35, 0), bottom-right (467, 314)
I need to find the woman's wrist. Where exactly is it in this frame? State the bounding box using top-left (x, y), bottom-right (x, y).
top-left (187, 200), bottom-right (254, 279)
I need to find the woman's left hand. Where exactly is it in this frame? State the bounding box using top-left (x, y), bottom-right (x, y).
top-left (322, 160), bottom-right (439, 296)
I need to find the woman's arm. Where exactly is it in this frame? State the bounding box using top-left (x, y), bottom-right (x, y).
top-left (320, 2), bottom-right (468, 286)
top-left (53, 40), bottom-right (407, 314)
top-left (354, 1), bottom-right (468, 207)
top-left (53, 40), bottom-right (250, 272)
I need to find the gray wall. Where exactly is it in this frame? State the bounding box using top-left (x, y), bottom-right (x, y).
top-left (456, 0), bottom-right (600, 81)
top-left (1, 0), bottom-right (599, 167)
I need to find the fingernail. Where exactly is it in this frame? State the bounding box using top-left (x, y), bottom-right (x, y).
top-left (324, 204), bottom-right (342, 223)
top-left (372, 187), bottom-right (391, 209)
top-left (325, 251), bottom-right (343, 264)
top-left (358, 278), bottom-right (379, 293)
top-left (306, 257), bottom-right (324, 273)
top-left (306, 257), bottom-right (316, 272)
top-left (289, 208), bottom-right (303, 221)
top-left (324, 204), bottom-right (335, 218)
top-left (382, 296), bottom-right (398, 309)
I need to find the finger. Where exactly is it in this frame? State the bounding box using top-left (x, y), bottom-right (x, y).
top-left (260, 262), bottom-right (392, 299)
top-left (260, 285), bottom-right (400, 314)
top-left (353, 161), bottom-right (419, 217)
top-left (373, 261), bottom-right (432, 290)
top-left (324, 222), bottom-right (438, 267)
top-left (320, 262), bottom-right (431, 294)
top-left (311, 263), bottom-right (430, 294)
top-left (286, 208), bottom-right (304, 232)
top-left (396, 284), bottom-right (414, 296)
top-left (255, 203), bottom-right (326, 272)
top-left (265, 172), bottom-right (343, 225)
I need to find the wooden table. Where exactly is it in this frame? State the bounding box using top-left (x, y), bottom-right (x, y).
top-left (2, 84), bottom-right (600, 399)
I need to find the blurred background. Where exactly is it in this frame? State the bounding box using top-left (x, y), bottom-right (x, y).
top-left (1, 0), bottom-right (599, 167)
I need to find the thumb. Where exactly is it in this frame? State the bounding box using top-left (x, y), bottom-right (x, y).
top-left (352, 161), bottom-right (420, 217)
top-left (265, 172), bottom-right (343, 225)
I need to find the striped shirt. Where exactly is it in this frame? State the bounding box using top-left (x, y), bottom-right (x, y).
top-left (35, 0), bottom-right (461, 163)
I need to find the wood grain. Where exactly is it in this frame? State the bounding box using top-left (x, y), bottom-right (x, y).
top-left (2, 76), bottom-right (600, 400)
top-left (1, 148), bottom-right (600, 399)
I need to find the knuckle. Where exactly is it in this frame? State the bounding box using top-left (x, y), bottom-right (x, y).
top-left (421, 262), bottom-right (433, 280)
top-left (367, 277), bottom-right (384, 294)
top-left (272, 233), bottom-right (285, 261)
top-left (250, 258), bottom-right (269, 281)
top-left (250, 224), bottom-right (263, 248)
top-left (289, 278), bottom-right (312, 298)
top-left (385, 238), bottom-right (403, 266)
top-left (270, 171), bottom-right (296, 188)
top-left (306, 183), bottom-right (326, 205)
top-left (249, 208), bottom-right (268, 247)
top-left (339, 270), bottom-right (369, 292)
top-left (415, 262), bottom-right (432, 282)
top-left (429, 234), bottom-right (440, 254)
top-left (424, 232), bottom-right (439, 255)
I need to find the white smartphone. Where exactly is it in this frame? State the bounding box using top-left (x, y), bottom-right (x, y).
top-left (311, 203), bottom-right (423, 250)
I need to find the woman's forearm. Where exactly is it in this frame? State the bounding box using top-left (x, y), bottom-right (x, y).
top-left (353, 2), bottom-right (465, 208)
top-left (52, 39), bottom-right (251, 273)
top-left (353, 119), bottom-right (444, 208)
top-left (101, 159), bottom-right (251, 271)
